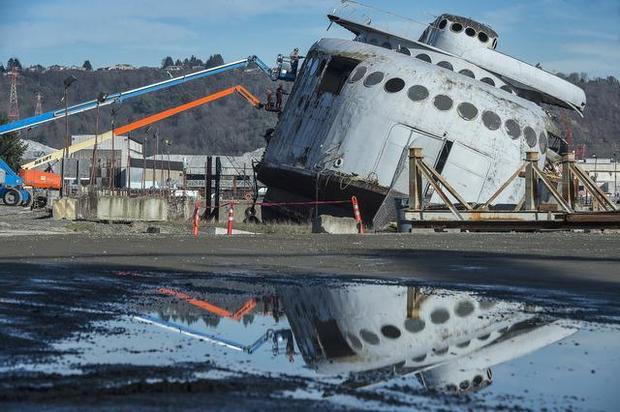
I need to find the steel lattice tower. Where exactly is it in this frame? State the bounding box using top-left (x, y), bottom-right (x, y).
top-left (34, 92), bottom-right (43, 116)
top-left (8, 71), bottom-right (20, 121)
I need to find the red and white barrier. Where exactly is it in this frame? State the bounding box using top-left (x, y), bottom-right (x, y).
top-left (351, 196), bottom-right (364, 234)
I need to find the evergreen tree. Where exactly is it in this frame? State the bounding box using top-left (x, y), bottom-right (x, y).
top-left (0, 64), bottom-right (5, 73)
top-left (161, 56), bottom-right (174, 68)
top-left (0, 114), bottom-right (27, 170)
top-left (175, 59), bottom-right (182, 66)
top-left (205, 54), bottom-right (224, 68)
top-left (7, 58), bottom-right (22, 71)
top-left (82, 60), bottom-right (93, 71)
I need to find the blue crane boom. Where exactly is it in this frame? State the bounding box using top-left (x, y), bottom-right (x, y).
top-left (0, 56), bottom-right (273, 136)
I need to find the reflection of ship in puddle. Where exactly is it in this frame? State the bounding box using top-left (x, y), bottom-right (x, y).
top-left (279, 284), bottom-right (577, 393)
top-left (143, 282), bottom-right (576, 394)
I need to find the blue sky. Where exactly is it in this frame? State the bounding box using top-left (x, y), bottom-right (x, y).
top-left (1, 0), bottom-right (619, 77)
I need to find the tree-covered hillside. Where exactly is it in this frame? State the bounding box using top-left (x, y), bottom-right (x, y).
top-left (0, 57), bottom-right (279, 156)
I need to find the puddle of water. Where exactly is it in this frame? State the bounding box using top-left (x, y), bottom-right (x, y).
top-left (2, 276), bottom-right (620, 410)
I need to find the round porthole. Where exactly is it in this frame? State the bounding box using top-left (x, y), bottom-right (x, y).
top-left (478, 333), bottom-right (491, 341)
top-left (334, 158), bottom-right (343, 168)
top-left (482, 111), bottom-right (502, 130)
top-left (349, 66), bottom-right (367, 83)
top-left (459, 69), bottom-right (475, 79)
top-left (404, 318), bottom-right (425, 333)
top-left (364, 71), bottom-right (384, 87)
top-left (360, 329), bottom-right (380, 345)
top-left (434, 346), bottom-right (449, 355)
top-left (413, 353), bottom-right (427, 362)
top-left (480, 77), bottom-right (495, 86)
top-left (479, 32), bottom-right (489, 43)
top-left (465, 27), bottom-right (476, 37)
top-left (398, 46), bottom-right (411, 56)
top-left (501, 85), bottom-right (514, 94)
top-left (415, 53), bottom-right (432, 63)
top-left (347, 333), bottom-right (363, 350)
top-left (539, 132), bottom-right (548, 152)
top-left (380, 325), bottom-right (402, 339)
top-left (451, 22), bottom-right (463, 33)
top-left (430, 308), bottom-right (450, 324)
top-left (455, 300), bottom-right (475, 317)
top-left (505, 119), bottom-right (521, 139)
top-left (457, 102), bottom-right (478, 120)
top-left (408, 85), bottom-right (429, 102)
top-left (437, 61), bottom-right (454, 71)
top-left (384, 78), bottom-right (405, 93)
top-left (439, 19), bottom-right (448, 30)
top-left (524, 126), bottom-right (537, 148)
top-left (433, 95), bottom-right (453, 111)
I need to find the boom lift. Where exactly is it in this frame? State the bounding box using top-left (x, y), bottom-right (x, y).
top-left (0, 57), bottom-right (271, 136)
top-left (0, 159), bottom-right (31, 206)
top-left (0, 53), bottom-right (300, 137)
top-left (22, 85), bottom-right (263, 170)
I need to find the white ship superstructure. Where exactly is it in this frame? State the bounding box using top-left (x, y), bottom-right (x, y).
top-left (279, 284), bottom-right (577, 393)
top-left (258, 2), bottom-right (586, 224)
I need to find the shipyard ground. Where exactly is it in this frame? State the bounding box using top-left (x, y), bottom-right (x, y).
top-left (1, 206), bottom-right (619, 410)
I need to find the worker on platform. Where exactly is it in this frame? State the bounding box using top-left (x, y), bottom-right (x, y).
top-left (290, 48), bottom-right (300, 76)
top-left (275, 84), bottom-right (287, 111)
top-left (266, 88), bottom-right (274, 110)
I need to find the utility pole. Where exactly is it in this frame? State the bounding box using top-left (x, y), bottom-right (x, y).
top-left (60, 75), bottom-right (77, 198)
top-left (127, 132), bottom-right (132, 190)
top-left (8, 71), bottom-right (20, 122)
top-left (90, 92), bottom-right (107, 186)
top-left (110, 108), bottom-right (117, 191)
top-left (154, 128), bottom-right (159, 189)
top-left (614, 153), bottom-right (618, 202)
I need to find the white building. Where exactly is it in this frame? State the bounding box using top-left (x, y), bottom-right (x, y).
top-left (578, 157), bottom-right (619, 200)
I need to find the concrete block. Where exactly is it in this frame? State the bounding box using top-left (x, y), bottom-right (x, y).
top-left (96, 197), bottom-right (167, 222)
top-left (52, 198), bottom-right (77, 220)
top-left (312, 215), bottom-right (359, 234)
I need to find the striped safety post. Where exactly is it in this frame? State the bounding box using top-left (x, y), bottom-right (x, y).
top-left (192, 201), bottom-right (200, 237)
top-left (351, 196), bottom-right (365, 234)
top-left (227, 203), bottom-right (235, 235)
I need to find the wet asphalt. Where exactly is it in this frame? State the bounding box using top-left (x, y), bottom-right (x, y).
top-left (0, 229), bottom-right (619, 410)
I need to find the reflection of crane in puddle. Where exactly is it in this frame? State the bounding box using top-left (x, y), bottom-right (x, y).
top-left (135, 287), bottom-right (295, 360)
top-left (158, 288), bottom-right (257, 322)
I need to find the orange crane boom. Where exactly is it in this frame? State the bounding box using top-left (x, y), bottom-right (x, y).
top-left (115, 85), bottom-right (261, 135)
top-left (22, 85), bottom-right (263, 170)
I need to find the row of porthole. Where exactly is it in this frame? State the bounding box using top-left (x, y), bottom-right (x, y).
top-left (345, 299), bottom-right (489, 351)
top-left (438, 19), bottom-right (498, 49)
top-left (348, 66), bottom-right (548, 152)
top-left (348, 323), bottom-right (493, 360)
top-left (414, 52), bottom-right (514, 93)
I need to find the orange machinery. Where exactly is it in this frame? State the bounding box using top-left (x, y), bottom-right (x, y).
top-left (19, 169), bottom-right (62, 190)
